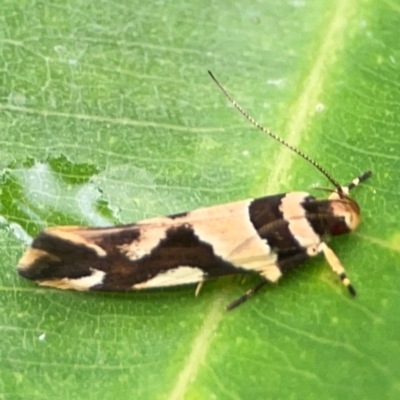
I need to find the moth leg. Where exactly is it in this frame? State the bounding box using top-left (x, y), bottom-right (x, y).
top-left (320, 242), bottom-right (356, 296)
top-left (195, 281), bottom-right (204, 297)
top-left (226, 280), bottom-right (267, 311)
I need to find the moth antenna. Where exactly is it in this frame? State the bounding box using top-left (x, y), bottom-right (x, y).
top-left (208, 70), bottom-right (343, 193)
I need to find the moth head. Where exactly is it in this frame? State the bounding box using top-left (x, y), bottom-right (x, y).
top-left (328, 191), bottom-right (361, 235)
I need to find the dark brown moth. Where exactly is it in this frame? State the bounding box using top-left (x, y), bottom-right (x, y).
top-left (17, 71), bottom-right (371, 310)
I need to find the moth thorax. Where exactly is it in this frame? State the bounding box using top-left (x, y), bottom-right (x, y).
top-left (328, 192), bottom-right (361, 236)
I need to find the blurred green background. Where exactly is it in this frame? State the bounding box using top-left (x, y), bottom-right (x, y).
top-left (1, 0), bottom-right (399, 399)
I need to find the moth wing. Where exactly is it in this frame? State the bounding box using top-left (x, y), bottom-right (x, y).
top-left (17, 197), bottom-right (284, 289)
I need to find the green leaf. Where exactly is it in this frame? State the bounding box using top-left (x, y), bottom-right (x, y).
top-left (1, 1), bottom-right (399, 399)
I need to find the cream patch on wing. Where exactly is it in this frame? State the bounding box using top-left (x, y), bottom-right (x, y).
top-left (279, 192), bottom-right (321, 256)
top-left (45, 227), bottom-right (107, 257)
top-left (38, 268), bottom-right (106, 291)
top-left (132, 266), bottom-right (206, 289)
top-left (187, 200), bottom-right (281, 282)
top-left (17, 248), bottom-right (61, 271)
top-left (118, 221), bottom-right (169, 260)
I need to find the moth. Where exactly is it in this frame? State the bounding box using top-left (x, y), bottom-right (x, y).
top-left (17, 71), bottom-right (371, 310)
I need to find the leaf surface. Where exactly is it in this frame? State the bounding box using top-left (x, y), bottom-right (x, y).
top-left (1, 1), bottom-right (399, 399)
